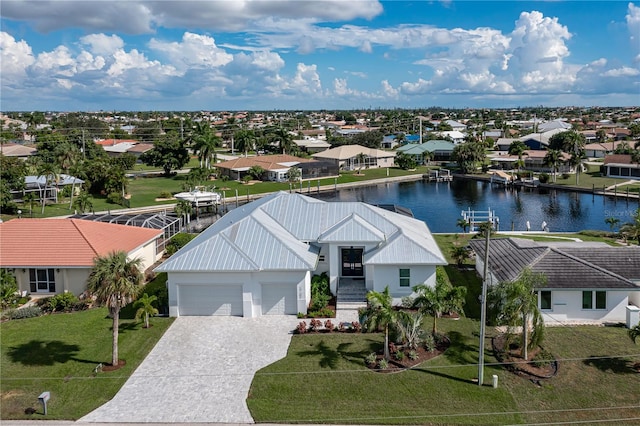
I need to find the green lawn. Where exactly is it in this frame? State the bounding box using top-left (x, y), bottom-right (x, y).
top-left (247, 320), bottom-right (640, 424)
top-left (0, 308), bottom-right (174, 420)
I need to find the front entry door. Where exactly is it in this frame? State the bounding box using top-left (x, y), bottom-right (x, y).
top-left (341, 247), bottom-right (363, 277)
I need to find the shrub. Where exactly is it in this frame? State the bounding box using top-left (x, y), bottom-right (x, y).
top-left (388, 342), bottom-right (398, 354)
top-left (324, 319), bottom-right (334, 331)
top-left (531, 349), bottom-right (555, 368)
top-left (296, 321), bottom-right (308, 334)
top-left (73, 300), bottom-right (90, 311)
top-left (6, 306), bottom-right (43, 320)
top-left (308, 307), bottom-right (335, 318)
top-left (408, 350), bottom-right (419, 360)
top-left (0, 269), bottom-right (19, 309)
top-left (394, 350), bottom-right (405, 361)
top-left (297, 312), bottom-right (305, 319)
top-left (310, 293), bottom-right (330, 312)
top-left (401, 296), bottom-right (414, 309)
top-left (538, 173), bottom-right (550, 184)
top-left (377, 359), bottom-right (389, 369)
top-left (351, 321), bottom-right (362, 332)
top-left (424, 334), bottom-right (436, 352)
top-left (159, 191), bottom-right (173, 199)
top-left (365, 352), bottom-right (377, 365)
top-left (47, 293), bottom-right (78, 312)
top-left (310, 272), bottom-right (331, 310)
top-left (561, 173), bottom-right (571, 180)
top-left (106, 192), bottom-right (122, 205)
top-left (165, 233), bottom-right (196, 256)
top-left (309, 319), bottom-right (322, 331)
top-left (143, 273), bottom-right (169, 314)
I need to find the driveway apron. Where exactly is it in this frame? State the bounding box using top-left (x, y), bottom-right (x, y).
top-left (80, 316), bottom-right (299, 423)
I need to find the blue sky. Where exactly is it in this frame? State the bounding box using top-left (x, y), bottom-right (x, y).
top-left (1, 1), bottom-right (639, 111)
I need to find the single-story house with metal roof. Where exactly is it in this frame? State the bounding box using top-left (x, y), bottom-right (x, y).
top-left (311, 145), bottom-right (395, 171)
top-left (469, 238), bottom-right (640, 324)
top-left (215, 154), bottom-right (326, 182)
top-left (0, 219), bottom-right (163, 297)
top-left (155, 191), bottom-right (447, 317)
top-left (396, 140), bottom-right (456, 163)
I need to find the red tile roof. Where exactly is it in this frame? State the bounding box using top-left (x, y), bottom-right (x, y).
top-left (0, 219), bottom-right (162, 267)
top-left (604, 154), bottom-right (632, 165)
top-left (95, 139), bottom-right (138, 146)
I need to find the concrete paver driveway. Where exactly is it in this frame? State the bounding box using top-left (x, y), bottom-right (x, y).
top-left (80, 316), bottom-right (299, 423)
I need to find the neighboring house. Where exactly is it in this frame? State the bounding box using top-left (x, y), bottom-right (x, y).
top-left (215, 154), bottom-right (335, 182)
top-left (0, 142), bottom-right (36, 160)
top-left (518, 128), bottom-right (567, 150)
top-left (10, 174), bottom-right (85, 203)
top-left (397, 140), bottom-right (455, 163)
top-left (155, 191), bottom-right (447, 317)
top-left (469, 238), bottom-right (640, 324)
top-left (312, 145), bottom-right (395, 171)
top-left (487, 150), bottom-right (572, 173)
top-left (537, 119), bottom-right (572, 133)
top-left (584, 141), bottom-right (627, 158)
top-left (603, 154), bottom-right (640, 179)
top-left (435, 130), bottom-right (465, 144)
top-left (292, 138), bottom-right (332, 154)
top-left (445, 120), bottom-right (467, 132)
top-left (0, 219), bottom-right (163, 297)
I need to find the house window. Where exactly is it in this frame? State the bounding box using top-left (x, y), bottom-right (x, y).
top-left (582, 291), bottom-right (606, 310)
top-left (399, 269), bottom-right (410, 287)
top-left (539, 291), bottom-right (552, 310)
top-left (29, 268), bottom-right (56, 293)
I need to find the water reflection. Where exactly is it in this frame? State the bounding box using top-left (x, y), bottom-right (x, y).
top-left (314, 178), bottom-right (639, 233)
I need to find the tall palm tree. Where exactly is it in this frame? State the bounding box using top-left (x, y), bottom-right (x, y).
top-left (274, 127), bottom-right (294, 155)
top-left (543, 149), bottom-right (563, 183)
top-left (174, 199), bottom-right (193, 232)
top-left (456, 218), bottom-right (470, 233)
top-left (36, 161), bottom-right (60, 214)
top-left (508, 140), bottom-right (528, 174)
top-left (412, 266), bottom-right (466, 335)
top-left (191, 122), bottom-right (221, 169)
top-left (489, 267), bottom-right (546, 360)
top-left (87, 251), bottom-right (143, 366)
top-left (362, 286), bottom-right (398, 360)
top-left (233, 129), bottom-right (256, 158)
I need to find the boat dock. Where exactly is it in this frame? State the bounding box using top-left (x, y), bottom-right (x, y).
top-left (424, 169), bottom-right (453, 182)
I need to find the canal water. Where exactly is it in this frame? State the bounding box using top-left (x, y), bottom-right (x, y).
top-left (313, 178), bottom-right (640, 233)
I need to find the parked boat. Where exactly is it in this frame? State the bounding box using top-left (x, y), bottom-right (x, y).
top-left (174, 189), bottom-right (221, 205)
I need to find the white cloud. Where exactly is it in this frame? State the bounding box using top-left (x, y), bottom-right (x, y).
top-left (602, 66), bottom-right (640, 77)
top-left (381, 80), bottom-right (398, 98)
top-left (148, 32), bottom-right (233, 71)
top-left (0, 32), bottom-right (35, 81)
top-left (79, 34), bottom-right (124, 56)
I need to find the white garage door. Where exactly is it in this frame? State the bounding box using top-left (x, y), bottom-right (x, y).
top-left (262, 283), bottom-right (297, 315)
top-left (178, 285), bottom-right (243, 316)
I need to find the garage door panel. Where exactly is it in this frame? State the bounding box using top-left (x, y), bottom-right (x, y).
top-left (178, 285), bottom-right (242, 316)
top-left (262, 283), bottom-right (297, 315)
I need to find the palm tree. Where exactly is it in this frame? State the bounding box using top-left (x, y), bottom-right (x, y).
top-left (508, 140), bottom-right (528, 174)
top-left (73, 191), bottom-right (94, 214)
top-left (543, 149), bottom-right (563, 183)
top-left (274, 127), bottom-right (294, 155)
top-left (36, 161), bottom-right (60, 214)
top-left (489, 267), bottom-right (547, 361)
top-left (450, 246), bottom-right (470, 267)
top-left (620, 208), bottom-right (640, 244)
top-left (174, 199), bottom-right (193, 232)
top-left (248, 165), bottom-right (265, 181)
top-left (412, 266), bottom-right (466, 335)
top-left (604, 217), bottom-right (620, 234)
top-left (361, 286), bottom-right (398, 360)
top-left (191, 122), bottom-right (221, 169)
top-left (134, 293), bottom-right (159, 329)
top-left (355, 152), bottom-right (367, 174)
top-left (233, 129), bottom-right (256, 158)
top-left (456, 218), bottom-right (470, 233)
top-left (87, 251), bottom-right (143, 366)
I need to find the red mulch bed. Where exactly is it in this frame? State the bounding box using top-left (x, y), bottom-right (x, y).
top-left (366, 338), bottom-right (450, 373)
top-left (492, 334), bottom-right (557, 382)
top-left (101, 360), bottom-right (127, 372)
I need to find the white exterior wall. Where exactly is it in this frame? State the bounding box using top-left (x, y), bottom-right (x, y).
top-left (541, 290), bottom-right (633, 324)
top-left (129, 240), bottom-right (160, 271)
top-left (167, 270), bottom-right (310, 318)
top-left (15, 267), bottom-right (91, 296)
top-left (370, 265), bottom-right (437, 304)
top-left (375, 156), bottom-right (395, 168)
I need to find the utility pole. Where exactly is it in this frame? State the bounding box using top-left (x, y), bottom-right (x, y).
top-left (478, 224), bottom-right (491, 386)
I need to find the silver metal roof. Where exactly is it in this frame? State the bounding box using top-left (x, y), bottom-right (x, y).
top-left (156, 191), bottom-right (446, 273)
